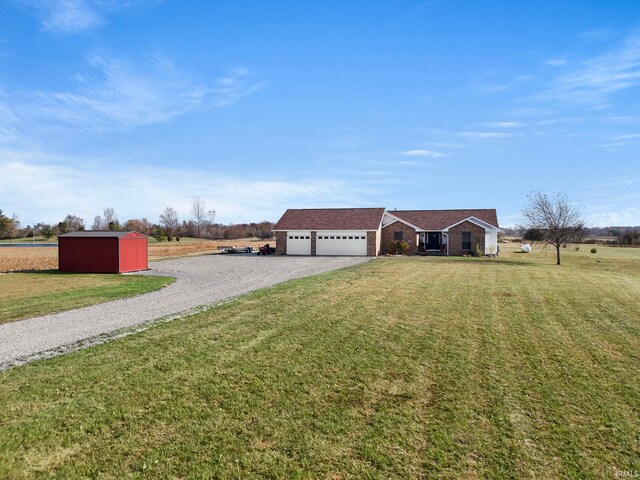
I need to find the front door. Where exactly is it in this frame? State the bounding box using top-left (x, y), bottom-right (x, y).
top-left (426, 232), bottom-right (440, 250)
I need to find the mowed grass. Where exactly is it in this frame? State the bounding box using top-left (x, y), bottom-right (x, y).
top-left (1, 248), bottom-right (639, 478)
top-left (0, 272), bottom-right (175, 323)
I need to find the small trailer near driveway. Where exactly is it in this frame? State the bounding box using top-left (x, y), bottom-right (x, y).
top-left (58, 231), bottom-right (148, 273)
top-left (219, 246), bottom-right (255, 254)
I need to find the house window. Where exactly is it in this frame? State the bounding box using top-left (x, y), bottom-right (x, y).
top-left (288, 236), bottom-right (293, 239)
top-left (394, 231), bottom-right (403, 241)
top-left (462, 232), bottom-right (471, 250)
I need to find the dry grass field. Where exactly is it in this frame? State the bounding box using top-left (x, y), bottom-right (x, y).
top-left (148, 238), bottom-right (271, 260)
top-left (0, 238), bottom-right (274, 272)
top-left (0, 247), bottom-right (57, 272)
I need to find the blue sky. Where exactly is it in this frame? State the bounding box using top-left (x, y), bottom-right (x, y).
top-left (1, 0), bottom-right (639, 227)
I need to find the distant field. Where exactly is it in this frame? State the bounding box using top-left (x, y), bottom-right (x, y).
top-left (148, 238), bottom-right (271, 260)
top-left (0, 238), bottom-right (274, 272)
top-left (0, 247), bottom-right (58, 272)
top-left (0, 243), bottom-right (638, 478)
top-left (0, 236), bottom-right (56, 244)
top-left (0, 272), bottom-right (174, 323)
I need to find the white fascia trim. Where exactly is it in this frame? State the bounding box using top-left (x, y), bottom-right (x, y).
top-left (273, 228), bottom-right (379, 232)
top-left (442, 216), bottom-right (498, 232)
top-left (382, 212), bottom-right (422, 231)
top-left (316, 230), bottom-right (369, 234)
top-left (377, 210), bottom-right (387, 231)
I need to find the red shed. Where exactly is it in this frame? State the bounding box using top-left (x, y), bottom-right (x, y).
top-left (58, 231), bottom-right (148, 273)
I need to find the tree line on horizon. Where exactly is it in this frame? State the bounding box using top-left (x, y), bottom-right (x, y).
top-left (0, 198), bottom-right (274, 242)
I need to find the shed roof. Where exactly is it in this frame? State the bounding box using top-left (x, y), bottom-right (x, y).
top-left (273, 208), bottom-right (386, 231)
top-left (58, 231), bottom-right (147, 238)
top-left (390, 209), bottom-right (499, 230)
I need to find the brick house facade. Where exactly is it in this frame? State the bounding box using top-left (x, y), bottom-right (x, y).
top-left (366, 231), bottom-right (378, 256)
top-left (273, 208), bottom-right (499, 257)
top-left (275, 231), bottom-right (287, 255)
top-left (447, 220), bottom-right (486, 256)
top-left (380, 221), bottom-right (419, 254)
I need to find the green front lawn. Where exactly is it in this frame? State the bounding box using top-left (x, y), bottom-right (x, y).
top-left (0, 272), bottom-right (175, 323)
top-left (0, 248), bottom-right (638, 478)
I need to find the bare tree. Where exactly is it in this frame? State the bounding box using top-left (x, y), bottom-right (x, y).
top-left (64, 214), bottom-right (85, 231)
top-left (56, 214), bottom-right (85, 234)
top-left (101, 207), bottom-right (122, 231)
top-left (190, 197), bottom-right (207, 238)
top-left (522, 192), bottom-right (585, 265)
top-left (92, 216), bottom-right (103, 230)
top-left (159, 207), bottom-right (179, 239)
top-left (103, 208), bottom-right (117, 225)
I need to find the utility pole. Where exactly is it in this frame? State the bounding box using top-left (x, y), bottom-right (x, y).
top-left (208, 210), bottom-right (216, 224)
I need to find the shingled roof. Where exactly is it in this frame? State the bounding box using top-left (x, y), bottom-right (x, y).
top-left (390, 209), bottom-right (499, 230)
top-left (273, 208), bottom-right (386, 231)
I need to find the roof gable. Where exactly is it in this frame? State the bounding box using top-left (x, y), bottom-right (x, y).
top-left (391, 209), bottom-right (499, 231)
top-left (382, 212), bottom-right (422, 231)
top-left (443, 216), bottom-right (498, 231)
top-left (273, 208), bottom-right (386, 231)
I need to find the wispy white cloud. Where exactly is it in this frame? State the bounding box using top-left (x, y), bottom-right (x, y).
top-left (534, 117), bottom-right (579, 126)
top-left (580, 28), bottom-right (616, 43)
top-left (545, 58), bottom-right (567, 67)
top-left (397, 160), bottom-right (434, 168)
top-left (400, 149), bottom-right (444, 158)
top-left (215, 67), bottom-right (265, 107)
top-left (1, 53), bottom-right (263, 135)
top-left (479, 121), bottom-right (525, 129)
top-left (0, 153), bottom-right (356, 223)
top-left (423, 141), bottom-right (466, 149)
top-left (539, 30), bottom-right (640, 106)
top-left (586, 207), bottom-right (640, 227)
top-left (467, 82), bottom-right (514, 94)
top-left (613, 133), bottom-right (640, 140)
top-left (19, 0), bottom-right (157, 34)
top-left (467, 74), bottom-right (534, 95)
top-left (602, 115), bottom-right (639, 123)
top-left (598, 133), bottom-right (640, 150)
top-left (455, 131), bottom-right (517, 139)
top-left (581, 176), bottom-right (640, 225)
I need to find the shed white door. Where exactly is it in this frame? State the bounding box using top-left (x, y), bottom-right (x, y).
top-left (316, 231), bottom-right (367, 256)
top-left (286, 231), bottom-right (311, 255)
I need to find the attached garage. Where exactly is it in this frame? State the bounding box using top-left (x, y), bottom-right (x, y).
top-left (58, 231), bottom-right (148, 273)
top-left (285, 231), bottom-right (311, 255)
top-left (273, 208), bottom-right (385, 257)
top-left (316, 231), bottom-right (367, 256)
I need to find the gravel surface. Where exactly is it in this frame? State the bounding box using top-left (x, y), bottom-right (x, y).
top-left (0, 254), bottom-right (370, 368)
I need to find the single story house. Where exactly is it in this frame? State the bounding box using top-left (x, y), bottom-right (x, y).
top-left (273, 207), bottom-right (500, 257)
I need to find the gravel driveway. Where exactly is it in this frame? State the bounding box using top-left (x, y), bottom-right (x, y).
top-left (0, 254), bottom-right (370, 368)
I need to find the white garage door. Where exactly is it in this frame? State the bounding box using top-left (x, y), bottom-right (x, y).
top-left (287, 231), bottom-right (311, 255)
top-left (316, 231), bottom-right (367, 256)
